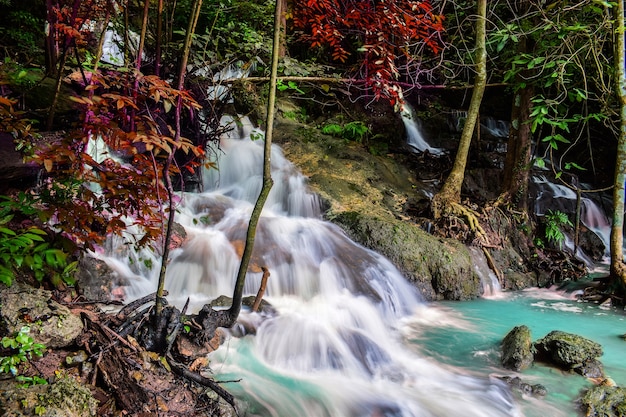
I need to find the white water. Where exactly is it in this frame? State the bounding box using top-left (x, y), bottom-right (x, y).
top-left (95, 120), bottom-right (534, 416)
top-left (402, 104), bottom-right (445, 155)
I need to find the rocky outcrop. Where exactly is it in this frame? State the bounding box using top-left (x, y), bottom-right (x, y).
top-left (333, 211), bottom-right (481, 300)
top-left (534, 330), bottom-right (604, 378)
top-left (501, 325), bottom-right (534, 371)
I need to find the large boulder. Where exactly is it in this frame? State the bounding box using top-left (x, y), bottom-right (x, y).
top-left (333, 211), bottom-right (481, 300)
top-left (501, 325), bottom-right (534, 371)
top-left (0, 284), bottom-right (83, 349)
top-left (534, 330), bottom-right (604, 377)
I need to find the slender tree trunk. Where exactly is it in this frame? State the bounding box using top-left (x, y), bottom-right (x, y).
top-left (610, 0), bottom-right (626, 297)
top-left (223, 0), bottom-right (281, 324)
top-left (155, 0), bottom-right (203, 320)
top-left (137, 0), bottom-right (151, 71)
top-left (155, 0), bottom-right (164, 75)
top-left (44, 0), bottom-right (58, 76)
top-left (431, 0), bottom-right (487, 218)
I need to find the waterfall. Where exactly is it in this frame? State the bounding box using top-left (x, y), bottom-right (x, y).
top-left (469, 247), bottom-right (502, 298)
top-left (101, 118), bottom-right (522, 417)
top-left (481, 117), bottom-right (510, 138)
top-left (532, 175), bottom-right (611, 259)
top-left (401, 104), bottom-right (444, 155)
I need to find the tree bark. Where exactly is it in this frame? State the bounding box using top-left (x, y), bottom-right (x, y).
top-left (610, 0), bottom-right (626, 297)
top-left (431, 0), bottom-right (487, 218)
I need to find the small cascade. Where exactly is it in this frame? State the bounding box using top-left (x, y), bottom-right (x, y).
top-left (468, 246), bottom-right (502, 298)
top-left (448, 109), bottom-right (468, 133)
top-left (481, 117), bottom-right (510, 138)
top-left (401, 103), bottom-right (444, 155)
top-left (532, 175), bottom-right (611, 259)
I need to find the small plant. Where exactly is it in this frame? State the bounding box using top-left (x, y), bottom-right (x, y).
top-left (0, 326), bottom-right (47, 383)
top-left (0, 195), bottom-right (74, 287)
top-left (276, 79), bottom-right (305, 95)
top-left (321, 121), bottom-right (371, 143)
top-left (543, 209), bottom-right (572, 248)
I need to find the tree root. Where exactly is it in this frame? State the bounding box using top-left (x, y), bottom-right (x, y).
top-left (442, 201), bottom-right (489, 246)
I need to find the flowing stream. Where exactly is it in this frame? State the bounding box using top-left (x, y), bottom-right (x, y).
top-left (102, 121), bottom-right (626, 417)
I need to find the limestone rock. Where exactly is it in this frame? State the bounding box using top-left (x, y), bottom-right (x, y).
top-left (501, 325), bottom-right (534, 371)
top-left (0, 284), bottom-right (83, 349)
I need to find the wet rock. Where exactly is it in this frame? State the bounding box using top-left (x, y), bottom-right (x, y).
top-left (498, 376), bottom-right (547, 397)
top-left (534, 330), bottom-right (603, 377)
top-left (75, 255), bottom-right (125, 302)
top-left (578, 358), bottom-right (605, 379)
top-left (501, 325), bottom-right (534, 371)
top-left (0, 284), bottom-right (83, 349)
top-left (580, 385), bottom-right (626, 417)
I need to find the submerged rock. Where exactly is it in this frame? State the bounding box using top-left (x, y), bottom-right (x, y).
top-left (501, 325), bottom-right (534, 371)
top-left (497, 376), bottom-right (547, 397)
top-left (534, 330), bottom-right (603, 377)
top-left (580, 385), bottom-right (626, 417)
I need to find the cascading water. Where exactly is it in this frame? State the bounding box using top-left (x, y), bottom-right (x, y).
top-left (401, 103), bottom-right (444, 155)
top-left (101, 118), bottom-right (526, 417)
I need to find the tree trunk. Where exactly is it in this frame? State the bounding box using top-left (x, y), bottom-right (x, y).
top-left (610, 0), bottom-right (626, 298)
top-left (155, 0), bottom-right (203, 323)
top-left (44, 0), bottom-right (58, 76)
top-left (220, 0), bottom-right (282, 326)
top-left (155, 0), bottom-right (164, 75)
top-left (501, 82), bottom-right (534, 210)
top-left (431, 0), bottom-right (487, 218)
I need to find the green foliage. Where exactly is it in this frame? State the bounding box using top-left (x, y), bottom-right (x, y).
top-left (0, 326), bottom-right (47, 385)
top-left (0, 8), bottom-right (44, 53)
top-left (0, 195), bottom-right (74, 287)
top-left (321, 121), bottom-right (370, 143)
top-left (276, 79), bottom-right (305, 95)
top-left (543, 209), bottom-right (572, 248)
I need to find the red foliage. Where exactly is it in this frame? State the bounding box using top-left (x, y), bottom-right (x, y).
top-left (34, 71), bottom-right (204, 250)
top-left (293, 0), bottom-right (444, 105)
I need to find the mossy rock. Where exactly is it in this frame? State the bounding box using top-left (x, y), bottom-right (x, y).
top-left (332, 211), bottom-right (481, 301)
top-left (0, 374), bottom-right (98, 417)
top-left (534, 330), bottom-right (603, 376)
top-left (501, 325), bottom-right (535, 371)
top-left (580, 385), bottom-right (626, 417)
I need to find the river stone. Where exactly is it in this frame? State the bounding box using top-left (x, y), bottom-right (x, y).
top-left (501, 325), bottom-right (534, 371)
top-left (0, 283), bottom-right (83, 349)
top-left (580, 385), bottom-right (626, 417)
top-left (534, 330), bottom-right (603, 376)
